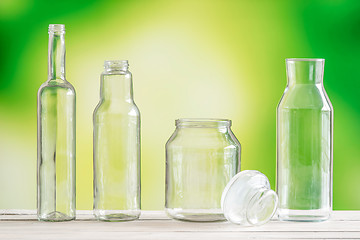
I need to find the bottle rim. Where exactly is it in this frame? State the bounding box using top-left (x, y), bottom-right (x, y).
top-left (175, 118), bottom-right (231, 128)
top-left (48, 24), bottom-right (65, 34)
top-left (286, 58), bottom-right (324, 62)
top-left (104, 60), bottom-right (129, 71)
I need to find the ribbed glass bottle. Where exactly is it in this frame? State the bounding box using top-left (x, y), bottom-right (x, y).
top-left (276, 58), bottom-right (333, 221)
top-left (37, 24), bottom-right (76, 221)
top-left (93, 60), bottom-right (141, 221)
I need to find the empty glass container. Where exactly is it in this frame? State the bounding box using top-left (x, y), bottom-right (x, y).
top-left (221, 170), bottom-right (278, 226)
top-left (93, 60), bottom-right (141, 221)
top-left (37, 24), bottom-right (76, 221)
top-left (277, 58), bottom-right (333, 221)
top-left (165, 118), bottom-right (241, 222)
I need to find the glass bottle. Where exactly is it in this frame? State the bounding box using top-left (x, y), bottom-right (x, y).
top-left (276, 58), bottom-right (333, 221)
top-left (93, 60), bottom-right (141, 221)
top-left (37, 24), bottom-right (76, 221)
top-left (221, 170), bottom-right (278, 226)
top-left (165, 118), bottom-right (241, 222)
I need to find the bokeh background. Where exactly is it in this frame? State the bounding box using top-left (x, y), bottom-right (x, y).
top-left (0, 0), bottom-right (359, 210)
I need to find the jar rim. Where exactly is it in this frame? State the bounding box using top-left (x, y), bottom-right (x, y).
top-left (176, 118), bottom-right (231, 128)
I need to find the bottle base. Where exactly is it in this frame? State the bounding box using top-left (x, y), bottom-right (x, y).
top-left (38, 211), bottom-right (75, 222)
top-left (94, 210), bottom-right (140, 222)
top-left (277, 209), bottom-right (331, 222)
top-left (165, 208), bottom-right (225, 222)
top-left (246, 189), bottom-right (278, 226)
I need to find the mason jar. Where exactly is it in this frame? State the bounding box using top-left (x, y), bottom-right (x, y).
top-left (165, 118), bottom-right (241, 222)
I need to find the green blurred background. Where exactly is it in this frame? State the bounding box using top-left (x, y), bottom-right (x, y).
top-left (0, 0), bottom-right (359, 210)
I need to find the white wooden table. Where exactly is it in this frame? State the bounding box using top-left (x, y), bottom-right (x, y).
top-left (0, 210), bottom-right (359, 239)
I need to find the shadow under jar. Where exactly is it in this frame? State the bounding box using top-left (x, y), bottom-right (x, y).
top-left (165, 119), bottom-right (241, 222)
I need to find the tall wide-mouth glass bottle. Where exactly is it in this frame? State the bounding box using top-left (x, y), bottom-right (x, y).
top-left (165, 118), bottom-right (241, 222)
top-left (276, 58), bottom-right (333, 221)
top-left (93, 60), bottom-right (141, 221)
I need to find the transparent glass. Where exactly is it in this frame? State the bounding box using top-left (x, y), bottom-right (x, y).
top-left (93, 60), bottom-right (141, 221)
top-left (165, 119), bottom-right (241, 222)
top-left (221, 170), bottom-right (278, 226)
top-left (37, 24), bottom-right (76, 221)
top-left (276, 59), bottom-right (333, 222)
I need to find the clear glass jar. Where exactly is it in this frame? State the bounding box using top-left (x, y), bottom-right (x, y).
top-left (276, 59), bottom-right (333, 221)
top-left (37, 24), bottom-right (76, 221)
top-left (221, 170), bottom-right (278, 226)
top-left (93, 60), bottom-right (141, 221)
top-left (165, 118), bottom-right (241, 222)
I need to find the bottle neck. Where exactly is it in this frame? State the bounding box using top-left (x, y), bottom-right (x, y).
top-left (286, 59), bottom-right (324, 86)
top-left (100, 70), bottom-right (133, 102)
top-left (48, 32), bottom-right (65, 80)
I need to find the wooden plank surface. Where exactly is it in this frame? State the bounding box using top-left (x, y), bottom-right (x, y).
top-left (0, 211), bottom-right (359, 239)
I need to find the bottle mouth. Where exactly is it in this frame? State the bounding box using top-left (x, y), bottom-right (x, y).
top-left (286, 58), bottom-right (324, 84)
top-left (175, 118), bottom-right (231, 128)
top-left (48, 24), bottom-right (65, 34)
top-left (286, 58), bottom-right (324, 62)
top-left (104, 60), bottom-right (129, 71)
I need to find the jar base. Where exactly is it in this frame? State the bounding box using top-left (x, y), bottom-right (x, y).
top-left (38, 211), bottom-right (75, 222)
top-left (277, 209), bottom-right (330, 222)
top-left (165, 208), bottom-right (225, 222)
top-left (94, 210), bottom-right (140, 222)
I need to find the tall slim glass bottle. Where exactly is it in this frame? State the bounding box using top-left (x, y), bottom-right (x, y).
top-left (37, 24), bottom-right (76, 221)
top-left (276, 58), bottom-right (333, 222)
top-left (93, 60), bottom-right (141, 221)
